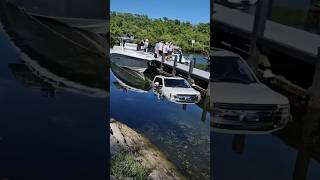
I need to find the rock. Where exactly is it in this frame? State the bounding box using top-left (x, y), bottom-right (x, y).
top-left (147, 170), bottom-right (162, 180)
top-left (110, 119), bottom-right (186, 180)
top-left (110, 134), bottom-right (121, 157)
top-left (110, 121), bottom-right (126, 146)
top-left (110, 175), bottom-right (116, 180)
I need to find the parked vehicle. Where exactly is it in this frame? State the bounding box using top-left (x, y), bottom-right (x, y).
top-left (211, 48), bottom-right (290, 133)
top-left (152, 75), bottom-right (201, 104)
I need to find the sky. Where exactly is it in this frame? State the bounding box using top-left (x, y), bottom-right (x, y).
top-left (110, 0), bottom-right (210, 24)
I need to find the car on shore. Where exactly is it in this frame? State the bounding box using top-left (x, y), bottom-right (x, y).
top-left (152, 75), bottom-right (201, 104)
top-left (211, 48), bottom-right (290, 133)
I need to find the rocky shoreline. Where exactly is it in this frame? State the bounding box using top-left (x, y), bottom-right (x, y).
top-left (110, 118), bottom-right (185, 180)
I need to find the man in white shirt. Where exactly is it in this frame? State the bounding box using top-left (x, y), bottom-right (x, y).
top-left (154, 42), bottom-right (159, 58)
top-left (163, 42), bottom-right (169, 60)
top-left (144, 39), bottom-right (149, 52)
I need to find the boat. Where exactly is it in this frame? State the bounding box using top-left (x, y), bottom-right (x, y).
top-left (29, 13), bottom-right (107, 35)
top-left (110, 37), bottom-right (155, 73)
top-left (9, 0), bottom-right (107, 34)
top-left (0, 0), bottom-right (108, 97)
top-left (170, 49), bottom-right (190, 64)
top-left (111, 62), bottom-right (151, 93)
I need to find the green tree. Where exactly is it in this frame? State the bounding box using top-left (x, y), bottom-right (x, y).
top-left (110, 12), bottom-right (210, 53)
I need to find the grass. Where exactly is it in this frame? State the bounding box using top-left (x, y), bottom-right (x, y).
top-left (111, 150), bottom-right (149, 180)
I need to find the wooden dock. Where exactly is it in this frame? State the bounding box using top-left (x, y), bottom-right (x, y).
top-left (153, 58), bottom-right (210, 82)
top-left (152, 57), bottom-right (210, 95)
top-left (212, 4), bottom-right (320, 64)
top-left (212, 1), bottom-right (320, 108)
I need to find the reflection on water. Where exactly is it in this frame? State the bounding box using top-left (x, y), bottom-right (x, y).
top-left (291, 109), bottom-right (320, 180)
top-left (111, 62), bottom-right (151, 93)
top-left (110, 64), bottom-right (210, 179)
top-left (11, 0), bottom-right (107, 19)
top-left (0, 1), bottom-right (108, 179)
top-left (0, 0), bottom-right (108, 96)
top-left (212, 105), bottom-right (320, 179)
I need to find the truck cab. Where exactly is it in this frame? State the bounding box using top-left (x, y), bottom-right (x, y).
top-left (152, 75), bottom-right (201, 104)
top-left (211, 48), bottom-right (290, 133)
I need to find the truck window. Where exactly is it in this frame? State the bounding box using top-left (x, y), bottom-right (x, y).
top-left (212, 56), bottom-right (256, 84)
top-left (154, 77), bottom-right (163, 86)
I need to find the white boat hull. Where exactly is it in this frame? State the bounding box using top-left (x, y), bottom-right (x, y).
top-left (110, 47), bottom-right (154, 73)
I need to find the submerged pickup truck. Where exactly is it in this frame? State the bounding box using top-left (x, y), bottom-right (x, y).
top-left (152, 75), bottom-right (201, 104)
top-left (211, 48), bottom-right (290, 133)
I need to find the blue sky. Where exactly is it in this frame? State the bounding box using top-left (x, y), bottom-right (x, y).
top-left (110, 0), bottom-right (210, 24)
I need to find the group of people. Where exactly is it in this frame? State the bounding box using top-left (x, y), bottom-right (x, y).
top-left (136, 39), bottom-right (179, 61)
top-left (154, 41), bottom-right (177, 60)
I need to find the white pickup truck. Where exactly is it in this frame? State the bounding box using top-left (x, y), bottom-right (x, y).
top-left (152, 75), bottom-right (201, 104)
top-left (211, 48), bottom-right (290, 133)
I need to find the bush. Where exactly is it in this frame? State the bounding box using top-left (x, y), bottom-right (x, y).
top-left (111, 150), bottom-right (149, 180)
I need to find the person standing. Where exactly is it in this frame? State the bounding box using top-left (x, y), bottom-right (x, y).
top-left (144, 39), bottom-right (149, 52)
top-left (154, 42), bottom-right (159, 58)
top-left (168, 42), bottom-right (173, 60)
top-left (163, 42), bottom-right (169, 61)
top-left (158, 41), bottom-right (164, 57)
top-left (138, 40), bottom-right (144, 51)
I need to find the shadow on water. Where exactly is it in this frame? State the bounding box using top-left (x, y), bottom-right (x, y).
top-left (110, 63), bottom-right (210, 179)
top-left (0, 1), bottom-right (108, 179)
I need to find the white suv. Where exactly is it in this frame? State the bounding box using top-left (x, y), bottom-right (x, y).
top-left (152, 75), bottom-right (201, 104)
top-left (211, 49), bottom-right (290, 133)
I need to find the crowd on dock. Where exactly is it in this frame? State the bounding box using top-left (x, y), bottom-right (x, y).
top-left (154, 41), bottom-right (178, 61)
top-left (137, 38), bottom-right (180, 61)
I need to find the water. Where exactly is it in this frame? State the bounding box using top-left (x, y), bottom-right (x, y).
top-left (10, 0), bottom-right (106, 19)
top-left (0, 11), bottom-right (108, 180)
top-left (212, 102), bottom-right (320, 180)
top-left (187, 54), bottom-right (208, 65)
top-left (185, 53), bottom-right (209, 72)
top-left (110, 68), bottom-right (210, 179)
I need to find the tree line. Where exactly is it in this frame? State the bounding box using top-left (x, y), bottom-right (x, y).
top-left (110, 12), bottom-right (210, 53)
